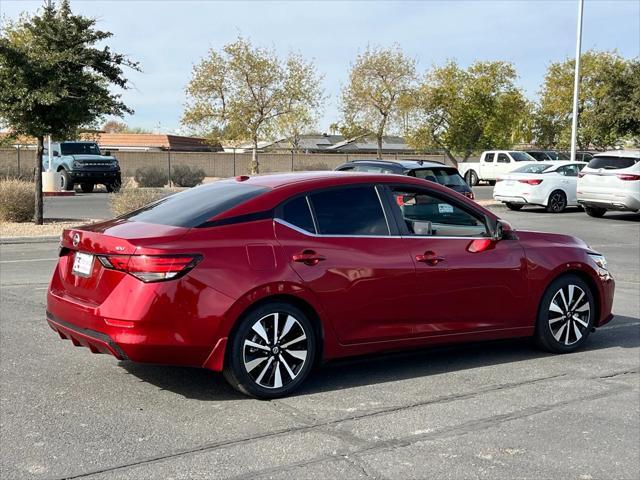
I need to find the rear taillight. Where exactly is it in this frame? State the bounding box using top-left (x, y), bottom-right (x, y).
top-left (97, 254), bottom-right (202, 282)
top-left (518, 179), bottom-right (543, 185)
top-left (464, 191), bottom-right (475, 200)
top-left (617, 174), bottom-right (640, 181)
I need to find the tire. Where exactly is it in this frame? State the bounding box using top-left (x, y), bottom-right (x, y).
top-left (546, 190), bottom-right (567, 213)
top-left (59, 170), bottom-right (74, 191)
top-left (585, 206), bottom-right (606, 218)
top-left (534, 274), bottom-right (595, 353)
top-left (80, 183), bottom-right (94, 193)
top-left (505, 202), bottom-right (523, 211)
top-left (106, 179), bottom-right (121, 193)
top-left (487, 180), bottom-right (496, 186)
top-left (223, 302), bottom-right (317, 399)
top-left (465, 170), bottom-right (479, 187)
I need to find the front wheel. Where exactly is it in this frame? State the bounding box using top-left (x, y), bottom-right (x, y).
top-left (585, 206), bottom-right (606, 218)
top-left (505, 202), bottom-right (523, 211)
top-left (59, 170), bottom-right (74, 191)
top-left (534, 274), bottom-right (595, 353)
top-left (546, 190), bottom-right (567, 213)
top-left (223, 302), bottom-right (317, 399)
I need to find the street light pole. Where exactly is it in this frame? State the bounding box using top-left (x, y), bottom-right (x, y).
top-left (570, 0), bottom-right (584, 162)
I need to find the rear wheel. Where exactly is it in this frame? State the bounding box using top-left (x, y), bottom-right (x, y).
top-left (465, 170), bottom-right (479, 187)
top-left (585, 206), bottom-right (606, 218)
top-left (546, 190), bottom-right (567, 213)
top-left (80, 183), bottom-right (94, 193)
top-left (223, 302), bottom-right (317, 399)
top-left (535, 274), bottom-right (594, 353)
top-left (505, 202), bottom-right (523, 211)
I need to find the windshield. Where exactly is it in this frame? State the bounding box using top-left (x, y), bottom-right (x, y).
top-left (587, 156), bottom-right (638, 170)
top-left (512, 163), bottom-right (553, 174)
top-left (510, 152), bottom-right (536, 162)
top-left (120, 182), bottom-right (269, 227)
top-left (60, 143), bottom-right (101, 156)
top-left (412, 168), bottom-right (466, 187)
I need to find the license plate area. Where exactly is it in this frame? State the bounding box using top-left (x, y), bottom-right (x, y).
top-left (72, 252), bottom-right (94, 277)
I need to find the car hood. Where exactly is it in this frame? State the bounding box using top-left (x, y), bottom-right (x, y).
top-left (69, 155), bottom-right (117, 162)
top-left (515, 230), bottom-right (590, 250)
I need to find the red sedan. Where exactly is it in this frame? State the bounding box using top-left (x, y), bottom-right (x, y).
top-left (47, 172), bottom-right (615, 398)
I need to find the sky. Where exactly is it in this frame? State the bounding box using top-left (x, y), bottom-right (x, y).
top-left (1, 0), bottom-right (639, 135)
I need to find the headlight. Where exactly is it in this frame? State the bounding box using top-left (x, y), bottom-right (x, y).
top-left (73, 160), bottom-right (83, 168)
top-left (588, 253), bottom-right (608, 270)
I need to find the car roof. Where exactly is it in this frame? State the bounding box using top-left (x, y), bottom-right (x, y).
top-left (338, 159), bottom-right (449, 170)
top-left (593, 149), bottom-right (640, 159)
top-left (212, 171), bottom-right (494, 221)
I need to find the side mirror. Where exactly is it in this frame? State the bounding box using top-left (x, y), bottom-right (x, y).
top-left (494, 219), bottom-right (515, 241)
top-left (104, 150), bottom-right (111, 156)
top-left (53, 151), bottom-right (60, 157)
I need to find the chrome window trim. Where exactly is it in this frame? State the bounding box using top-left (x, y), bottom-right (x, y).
top-left (305, 196), bottom-right (319, 234)
top-left (374, 185), bottom-right (392, 236)
top-left (274, 218), bottom-right (488, 240)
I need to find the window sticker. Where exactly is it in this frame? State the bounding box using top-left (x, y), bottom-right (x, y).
top-left (438, 203), bottom-right (454, 214)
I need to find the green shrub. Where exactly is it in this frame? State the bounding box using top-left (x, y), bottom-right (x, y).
top-left (0, 178), bottom-right (35, 222)
top-left (109, 180), bottom-right (168, 216)
top-left (134, 166), bottom-right (168, 187)
top-left (171, 164), bottom-right (205, 187)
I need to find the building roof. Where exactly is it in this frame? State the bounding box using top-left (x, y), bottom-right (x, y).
top-left (95, 133), bottom-right (221, 151)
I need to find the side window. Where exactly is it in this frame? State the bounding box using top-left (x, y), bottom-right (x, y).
top-left (352, 165), bottom-right (394, 174)
top-left (558, 165), bottom-right (579, 177)
top-left (391, 187), bottom-right (488, 237)
top-left (309, 186), bottom-right (389, 236)
top-left (484, 153), bottom-right (495, 163)
top-left (497, 153), bottom-right (510, 163)
top-left (280, 196), bottom-right (315, 233)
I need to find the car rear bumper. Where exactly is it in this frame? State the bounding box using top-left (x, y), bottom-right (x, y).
top-left (577, 191), bottom-right (640, 211)
top-left (494, 195), bottom-right (529, 205)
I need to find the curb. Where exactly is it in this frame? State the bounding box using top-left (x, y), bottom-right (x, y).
top-left (1, 235), bottom-right (60, 245)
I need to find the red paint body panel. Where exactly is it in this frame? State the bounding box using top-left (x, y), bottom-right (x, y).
top-left (46, 172), bottom-right (615, 372)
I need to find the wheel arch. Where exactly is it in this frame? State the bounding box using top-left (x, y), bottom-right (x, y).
top-left (545, 188), bottom-right (568, 207)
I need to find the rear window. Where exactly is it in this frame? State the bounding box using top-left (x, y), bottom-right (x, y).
top-left (309, 186), bottom-right (388, 236)
top-left (413, 168), bottom-right (466, 187)
top-left (120, 182), bottom-right (269, 227)
top-left (587, 156), bottom-right (638, 170)
top-left (513, 163), bottom-right (553, 174)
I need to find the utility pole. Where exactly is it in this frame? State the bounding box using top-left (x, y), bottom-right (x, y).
top-left (570, 0), bottom-right (584, 162)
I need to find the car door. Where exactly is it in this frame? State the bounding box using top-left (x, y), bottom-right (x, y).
top-left (383, 184), bottom-right (528, 335)
top-left (555, 164), bottom-right (582, 204)
top-left (274, 185), bottom-right (417, 344)
top-left (482, 152), bottom-right (495, 180)
top-left (496, 153), bottom-right (513, 178)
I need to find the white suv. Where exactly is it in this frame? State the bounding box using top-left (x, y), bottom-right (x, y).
top-left (577, 150), bottom-right (640, 217)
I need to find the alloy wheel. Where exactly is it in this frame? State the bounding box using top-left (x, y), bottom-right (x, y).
top-left (243, 312), bottom-right (308, 389)
top-left (548, 191), bottom-right (567, 213)
top-left (548, 284), bottom-right (590, 346)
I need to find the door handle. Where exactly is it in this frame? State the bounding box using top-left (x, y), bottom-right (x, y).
top-left (416, 251), bottom-right (445, 266)
top-left (292, 250), bottom-right (326, 266)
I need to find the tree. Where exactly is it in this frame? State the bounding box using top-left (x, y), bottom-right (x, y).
top-left (340, 45), bottom-right (416, 159)
top-left (535, 50), bottom-right (636, 149)
top-left (405, 60), bottom-right (529, 166)
top-left (0, 0), bottom-right (138, 223)
top-left (183, 37), bottom-right (323, 173)
top-left (102, 120), bottom-right (152, 134)
top-left (275, 106), bottom-right (318, 152)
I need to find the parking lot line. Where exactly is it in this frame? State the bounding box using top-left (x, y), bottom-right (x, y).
top-left (0, 257), bottom-right (57, 263)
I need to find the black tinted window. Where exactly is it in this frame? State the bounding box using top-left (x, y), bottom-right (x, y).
top-left (281, 196), bottom-right (315, 233)
top-left (497, 153), bottom-right (510, 163)
top-left (60, 143), bottom-right (101, 155)
top-left (413, 168), bottom-right (466, 186)
top-left (587, 156), bottom-right (638, 170)
top-left (309, 186), bottom-right (388, 236)
top-left (484, 153), bottom-right (495, 162)
top-left (121, 182), bottom-right (268, 227)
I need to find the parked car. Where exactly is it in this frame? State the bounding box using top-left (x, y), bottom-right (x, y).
top-left (43, 141), bottom-right (121, 192)
top-left (577, 150), bottom-right (640, 217)
top-left (458, 150), bottom-right (538, 186)
top-left (46, 172), bottom-right (615, 398)
top-left (493, 161), bottom-right (586, 213)
top-left (335, 159), bottom-right (474, 199)
top-left (526, 150), bottom-right (571, 161)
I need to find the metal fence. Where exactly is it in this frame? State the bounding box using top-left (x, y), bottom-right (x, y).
top-left (0, 149), bottom-right (453, 179)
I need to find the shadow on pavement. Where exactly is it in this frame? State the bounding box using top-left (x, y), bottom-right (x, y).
top-left (120, 315), bottom-right (639, 401)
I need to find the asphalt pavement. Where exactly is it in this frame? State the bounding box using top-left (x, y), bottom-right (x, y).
top-left (1, 207), bottom-right (638, 479)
